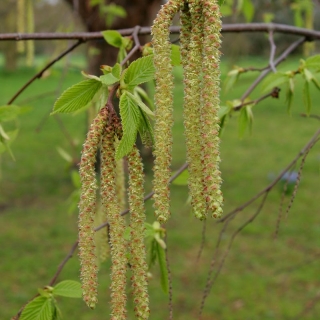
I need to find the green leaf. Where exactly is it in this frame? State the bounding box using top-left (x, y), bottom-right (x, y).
top-left (126, 91), bottom-right (154, 118)
top-left (305, 55), bottom-right (320, 71)
top-left (0, 129), bottom-right (18, 159)
top-left (101, 30), bottom-right (123, 48)
top-left (20, 296), bottom-right (54, 320)
top-left (144, 223), bottom-right (156, 238)
top-left (81, 71), bottom-right (100, 81)
top-left (138, 110), bottom-right (154, 147)
top-left (171, 44), bottom-right (181, 66)
top-left (242, 0), bottom-right (254, 22)
top-left (100, 73), bottom-right (119, 86)
top-left (172, 170), bottom-right (189, 186)
top-left (123, 55), bottom-right (155, 88)
top-left (0, 105), bottom-right (20, 122)
top-left (286, 88), bottom-right (294, 115)
top-left (156, 242), bottom-right (169, 294)
top-left (135, 86), bottom-right (154, 111)
top-left (261, 73), bottom-right (289, 93)
top-left (71, 170), bottom-right (81, 188)
top-left (218, 0), bottom-right (225, 5)
top-left (224, 68), bottom-right (240, 92)
top-left (56, 147), bottom-right (73, 163)
top-left (238, 105), bottom-right (253, 138)
top-left (112, 63), bottom-right (122, 79)
top-left (303, 81), bottom-right (312, 115)
top-left (52, 80), bottom-right (102, 114)
top-left (53, 280), bottom-right (82, 298)
top-left (115, 92), bottom-right (141, 160)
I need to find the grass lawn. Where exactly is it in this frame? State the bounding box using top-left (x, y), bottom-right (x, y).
top-left (0, 53), bottom-right (320, 320)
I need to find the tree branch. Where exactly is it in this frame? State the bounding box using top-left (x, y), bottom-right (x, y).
top-left (1, 23), bottom-right (320, 41)
top-left (7, 40), bottom-right (83, 105)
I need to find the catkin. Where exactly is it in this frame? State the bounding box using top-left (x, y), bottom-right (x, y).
top-left (100, 122), bottom-right (127, 320)
top-left (151, 0), bottom-right (183, 223)
top-left (200, 0), bottom-right (223, 218)
top-left (127, 146), bottom-right (150, 319)
top-left (182, 0), bottom-right (208, 220)
top-left (78, 107), bottom-right (108, 309)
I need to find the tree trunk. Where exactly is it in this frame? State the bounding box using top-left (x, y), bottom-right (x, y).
top-left (64, 0), bottom-right (162, 75)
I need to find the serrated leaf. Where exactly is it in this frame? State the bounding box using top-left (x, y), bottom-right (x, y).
top-left (126, 91), bottom-right (154, 118)
top-left (0, 105), bottom-right (20, 122)
top-left (138, 110), bottom-right (154, 147)
top-left (156, 242), bottom-right (169, 294)
top-left (261, 73), bottom-right (289, 93)
top-left (100, 73), bottom-right (119, 86)
top-left (303, 68), bottom-right (313, 82)
top-left (53, 280), bottom-right (82, 298)
top-left (303, 81), bottom-right (312, 115)
top-left (305, 55), bottom-right (320, 71)
top-left (20, 296), bottom-right (54, 320)
top-left (238, 107), bottom-right (248, 138)
top-left (116, 92), bottom-right (141, 160)
top-left (101, 30), bottom-right (123, 48)
top-left (52, 80), bottom-right (102, 114)
top-left (123, 55), bottom-right (155, 88)
top-left (242, 0), bottom-right (254, 22)
top-left (171, 44), bottom-right (181, 66)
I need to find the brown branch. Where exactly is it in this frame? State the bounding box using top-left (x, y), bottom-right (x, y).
top-left (7, 40), bottom-right (83, 105)
top-left (2, 23), bottom-right (320, 41)
top-left (233, 87), bottom-right (280, 111)
top-left (120, 25), bottom-right (142, 66)
top-left (199, 193), bottom-right (269, 319)
top-left (241, 37), bottom-right (305, 101)
top-left (268, 30), bottom-right (277, 73)
top-left (218, 127), bottom-right (320, 224)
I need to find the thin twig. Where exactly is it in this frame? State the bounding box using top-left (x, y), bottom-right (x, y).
top-left (7, 40), bottom-right (83, 105)
top-left (2, 23), bottom-right (320, 41)
top-left (241, 37), bottom-right (305, 101)
top-left (195, 220), bottom-right (207, 265)
top-left (233, 87), bottom-right (280, 111)
top-left (217, 127), bottom-right (320, 224)
top-left (199, 193), bottom-right (268, 319)
top-left (268, 30), bottom-right (277, 73)
top-left (300, 113), bottom-right (320, 121)
top-left (120, 25), bottom-right (141, 66)
top-left (273, 167), bottom-right (295, 240)
top-left (285, 138), bottom-right (318, 219)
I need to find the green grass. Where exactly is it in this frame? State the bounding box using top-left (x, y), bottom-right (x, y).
top-left (1, 55), bottom-right (320, 320)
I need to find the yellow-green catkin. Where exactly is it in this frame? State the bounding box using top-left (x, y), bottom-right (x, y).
top-left (127, 146), bottom-right (150, 319)
top-left (151, 0), bottom-right (183, 223)
top-left (26, 0), bottom-right (34, 66)
top-left (115, 154), bottom-right (126, 212)
top-left (94, 207), bottom-right (109, 265)
top-left (16, 0), bottom-right (25, 53)
top-left (181, 0), bottom-right (208, 220)
top-left (100, 123), bottom-right (127, 320)
top-left (201, 0), bottom-right (223, 218)
top-left (78, 107), bottom-right (108, 309)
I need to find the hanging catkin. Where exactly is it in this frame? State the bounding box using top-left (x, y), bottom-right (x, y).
top-left (100, 121), bottom-right (127, 320)
top-left (127, 146), bottom-right (150, 319)
top-left (151, 0), bottom-right (183, 223)
top-left (182, 0), bottom-right (208, 220)
top-left (78, 107), bottom-right (108, 309)
top-left (200, 0), bottom-right (223, 218)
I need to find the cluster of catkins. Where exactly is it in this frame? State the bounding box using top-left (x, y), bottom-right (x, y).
top-left (78, 107), bottom-right (149, 319)
top-left (77, 0), bottom-right (222, 318)
top-left (152, 0), bottom-right (223, 222)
